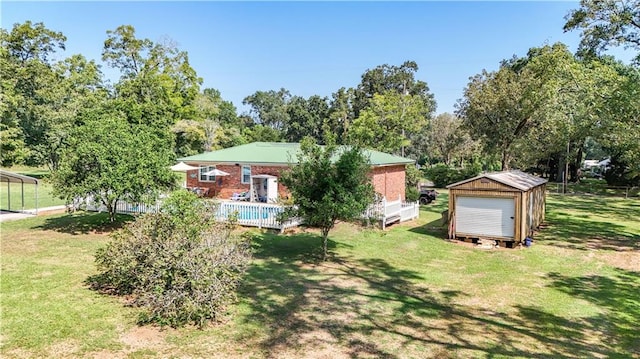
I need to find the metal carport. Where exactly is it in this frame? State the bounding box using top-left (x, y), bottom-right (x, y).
top-left (0, 169), bottom-right (39, 214)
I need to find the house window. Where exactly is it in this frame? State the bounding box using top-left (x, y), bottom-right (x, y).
top-left (199, 165), bottom-right (216, 182)
top-left (241, 165), bottom-right (251, 184)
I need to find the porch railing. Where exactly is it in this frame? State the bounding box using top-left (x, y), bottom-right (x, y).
top-left (363, 196), bottom-right (420, 229)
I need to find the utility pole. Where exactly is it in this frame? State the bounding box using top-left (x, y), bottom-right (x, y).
top-left (564, 140), bottom-right (569, 194)
top-left (401, 81), bottom-right (407, 157)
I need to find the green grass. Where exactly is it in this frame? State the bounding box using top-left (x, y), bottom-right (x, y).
top-left (1, 193), bottom-right (639, 358)
top-left (549, 178), bottom-right (639, 197)
top-left (0, 166), bottom-right (66, 210)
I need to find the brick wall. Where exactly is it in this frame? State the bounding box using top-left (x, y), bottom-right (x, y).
top-left (187, 163), bottom-right (406, 201)
top-left (370, 165), bottom-right (406, 201)
top-left (186, 164), bottom-right (289, 199)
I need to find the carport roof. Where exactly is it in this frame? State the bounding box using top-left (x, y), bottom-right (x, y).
top-left (446, 170), bottom-right (547, 191)
top-left (0, 169), bottom-right (39, 185)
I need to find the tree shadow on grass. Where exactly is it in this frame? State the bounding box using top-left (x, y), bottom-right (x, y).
top-left (546, 194), bottom-right (640, 222)
top-left (238, 231), bottom-right (639, 358)
top-left (539, 212), bottom-right (639, 251)
top-left (408, 217), bottom-right (448, 238)
top-left (546, 269), bottom-right (640, 355)
top-left (33, 211), bottom-right (132, 235)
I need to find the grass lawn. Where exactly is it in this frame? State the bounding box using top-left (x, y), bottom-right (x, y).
top-left (0, 166), bottom-right (66, 210)
top-left (1, 192), bottom-right (638, 358)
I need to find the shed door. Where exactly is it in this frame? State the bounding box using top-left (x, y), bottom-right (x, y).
top-left (455, 196), bottom-right (515, 238)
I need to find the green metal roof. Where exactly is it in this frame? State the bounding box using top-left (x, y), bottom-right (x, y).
top-left (178, 142), bottom-right (414, 166)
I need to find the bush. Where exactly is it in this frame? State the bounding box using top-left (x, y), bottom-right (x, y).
top-left (405, 186), bottom-right (420, 202)
top-left (424, 163), bottom-right (481, 188)
top-left (88, 190), bottom-right (252, 327)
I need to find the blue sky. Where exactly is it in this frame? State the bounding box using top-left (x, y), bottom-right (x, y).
top-left (1, 1), bottom-right (633, 115)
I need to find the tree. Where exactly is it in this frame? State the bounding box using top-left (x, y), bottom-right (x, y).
top-left (526, 51), bottom-right (621, 181)
top-left (88, 190), bottom-right (252, 327)
top-left (348, 91), bottom-right (429, 155)
top-left (243, 88), bottom-right (291, 131)
top-left (284, 95), bottom-right (330, 143)
top-left (327, 87), bottom-right (355, 144)
top-left (103, 25), bottom-right (202, 148)
top-left (51, 108), bottom-right (177, 222)
top-left (426, 113), bottom-right (478, 166)
top-left (279, 137), bottom-right (374, 261)
top-left (564, 0), bottom-right (640, 62)
top-left (0, 21), bottom-right (69, 167)
top-left (597, 59), bottom-right (640, 181)
top-left (35, 54), bottom-right (105, 170)
top-left (457, 54), bottom-right (548, 170)
top-left (353, 60), bottom-right (436, 118)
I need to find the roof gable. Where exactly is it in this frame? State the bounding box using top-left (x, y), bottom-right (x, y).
top-left (446, 170), bottom-right (547, 191)
top-left (178, 142), bottom-right (414, 166)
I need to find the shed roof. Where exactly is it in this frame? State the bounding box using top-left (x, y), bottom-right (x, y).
top-left (178, 142), bottom-right (414, 166)
top-left (446, 170), bottom-right (547, 191)
top-left (0, 169), bottom-right (39, 185)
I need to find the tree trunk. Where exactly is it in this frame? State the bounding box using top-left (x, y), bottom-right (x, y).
top-left (501, 151), bottom-right (510, 171)
top-left (107, 200), bottom-right (117, 222)
top-left (321, 228), bottom-right (330, 261)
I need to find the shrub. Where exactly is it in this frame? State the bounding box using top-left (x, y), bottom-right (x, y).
top-left (405, 186), bottom-right (420, 202)
top-left (88, 190), bottom-right (252, 327)
top-left (424, 163), bottom-right (481, 188)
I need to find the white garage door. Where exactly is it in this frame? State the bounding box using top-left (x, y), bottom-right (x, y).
top-left (456, 196), bottom-right (515, 238)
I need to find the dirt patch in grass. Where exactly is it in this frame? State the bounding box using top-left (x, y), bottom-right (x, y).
top-left (119, 326), bottom-right (167, 351)
top-left (598, 251), bottom-right (640, 271)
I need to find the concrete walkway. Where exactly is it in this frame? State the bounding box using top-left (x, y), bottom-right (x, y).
top-left (0, 205), bottom-right (67, 222)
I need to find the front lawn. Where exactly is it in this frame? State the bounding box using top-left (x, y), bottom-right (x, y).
top-left (1, 192), bottom-right (638, 358)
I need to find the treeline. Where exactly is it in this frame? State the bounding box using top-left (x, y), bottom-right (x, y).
top-left (1, 0), bottom-right (639, 187)
top-left (0, 22), bottom-right (442, 170)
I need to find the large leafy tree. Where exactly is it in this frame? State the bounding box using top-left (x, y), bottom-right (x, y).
top-left (280, 137), bottom-right (374, 261)
top-left (174, 88), bottom-right (242, 154)
top-left (327, 87), bottom-right (355, 144)
top-left (564, 0), bottom-right (640, 62)
top-left (102, 25), bottom-right (202, 153)
top-left (51, 107), bottom-right (177, 222)
top-left (284, 95), bottom-right (330, 143)
top-left (35, 54), bottom-right (105, 170)
top-left (353, 60), bottom-right (436, 118)
top-left (0, 43), bottom-right (28, 166)
top-left (426, 113), bottom-right (478, 166)
top-left (598, 59), bottom-right (640, 183)
top-left (243, 88), bottom-right (291, 132)
top-left (348, 91), bottom-right (429, 155)
top-left (0, 21), bottom-right (68, 167)
top-left (520, 47), bottom-right (622, 181)
top-left (457, 65), bottom-right (542, 170)
top-left (243, 89), bottom-right (335, 143)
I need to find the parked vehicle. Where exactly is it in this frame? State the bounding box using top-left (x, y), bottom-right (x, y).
top-left (419, 188), bottom-right (438, 205)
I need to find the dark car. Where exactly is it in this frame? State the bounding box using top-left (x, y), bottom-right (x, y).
top-left (419, 188), bottom-right (438, 205)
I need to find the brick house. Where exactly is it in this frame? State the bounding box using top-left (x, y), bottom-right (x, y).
top-left (177, 142), bottom-right (413, 202)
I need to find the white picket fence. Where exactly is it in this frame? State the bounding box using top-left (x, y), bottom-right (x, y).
top-left (74, 195), bottom-right (301, 231)
top-left (216, 201), bottom-right (302, 231)
top-left (363, 196), bottom-right (420, 229)
top-left (73, 196), bottom-right (160, 215)
top-left (74, 194), bottom-right (416, 231)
